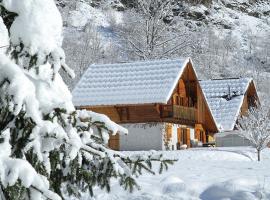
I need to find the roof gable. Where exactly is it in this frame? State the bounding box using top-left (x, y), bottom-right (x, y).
top-left (200, 78), bottom-right (254, 131)
top-left (72, 58), bottom-right (190, 106)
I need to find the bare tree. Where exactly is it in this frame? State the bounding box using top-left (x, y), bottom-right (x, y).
top-left (237, 105), bottom-right (270, 161)
top-left (78, 24), bottom-right (105, 77)
top-left (192, 28), bottom-right (237, 79)
top-left (62, 23), bottom-right (106, 87)
top-left (115, 0), bottom-right (191, 60)
top-left (186, 0), bottom-right (212, 6)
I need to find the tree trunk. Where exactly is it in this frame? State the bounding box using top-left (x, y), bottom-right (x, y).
top-left (257, 149), bottom-right (261, 161)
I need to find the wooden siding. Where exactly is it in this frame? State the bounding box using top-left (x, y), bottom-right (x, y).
top-left (108, 133), bottom-right (119, 150)
top-left (240, 94), bottom-right (249, 116)
top-left (195, 124), bottom-right (206, 143)
top-left (241, 80), bottom-right (259, 116)
top-left (82, 105), bottom-right (161, 124)
top-left (197, 86), bottom-right (205, 124)
top-left (187, 128), bottom-right (191, 148)
top-left (122, 105), bottom-right (161, 123)
top-left (85, 106), bottom-right (120, 122)
top-left (178, 79), bottom-right (186, 97)
top-left (237, 80), bottom-right (259, 128)
top-left (177, 128), bottom-right (181, 144)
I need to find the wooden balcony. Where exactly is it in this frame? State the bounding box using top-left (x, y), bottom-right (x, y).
top-left (161, 105), bottom-right (197, 123)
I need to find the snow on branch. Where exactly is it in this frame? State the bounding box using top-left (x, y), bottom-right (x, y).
top-left (0, 0), bottom-right (175, 199)
top-left (237, 105), bottom-right (270, 161)
top-left (0, 129), bottom-right (61, 200)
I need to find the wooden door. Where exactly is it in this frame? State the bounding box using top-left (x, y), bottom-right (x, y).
top-left (177, 127), bottom-right (181, 149)
top-left (187, 128), bottom-right (191, 148)
top-left (108, 133), bottom-right (120, 150)
top-left (195, 124), bottom-right (206, 143)
top-left (166, 124), bottom-right (172, 141)
top-left (182, 129), bottom-right (187, 146)
top-left (177, 128), bottom-right (189, 146)
top-left (177, 128), bottom-right (181, 144)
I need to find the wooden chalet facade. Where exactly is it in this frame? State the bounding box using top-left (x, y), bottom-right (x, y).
top-left (72, 58), bottom-right (218, 151)
top-left (239, 80), bottom-right (258, 116)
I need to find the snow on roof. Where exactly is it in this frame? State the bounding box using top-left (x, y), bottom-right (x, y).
top-left (200, 78), bottom-right (252, 132)
top-left (72, 58), bottom-right (190, 106)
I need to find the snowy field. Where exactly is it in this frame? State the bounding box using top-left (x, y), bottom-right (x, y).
top-left (84, 147), bottom-right (270, 200)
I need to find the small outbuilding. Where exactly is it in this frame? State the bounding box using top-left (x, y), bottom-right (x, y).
top-left (214, 131), bottom-right (252, 147)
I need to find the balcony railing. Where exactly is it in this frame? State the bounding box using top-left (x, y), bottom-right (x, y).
top-left (161, 105), bottom-right (197, 122)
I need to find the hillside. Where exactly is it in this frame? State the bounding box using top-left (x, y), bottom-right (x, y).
top-left (58, 0), bottom-right (270, 98)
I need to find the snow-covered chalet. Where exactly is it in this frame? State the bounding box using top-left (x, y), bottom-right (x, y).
top-left (72, 58), bottom-right (219, 150)
top-left (200, 78), bottom-right (259, 146)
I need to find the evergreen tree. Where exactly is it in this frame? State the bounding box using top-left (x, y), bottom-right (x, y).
top-left (0, 0), bottom-right (174, 199)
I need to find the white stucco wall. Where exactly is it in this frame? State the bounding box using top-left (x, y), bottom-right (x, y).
top-left (120, 123), bottom-right (195, 151)
top-left (162, 124), bottom-right (178, 150)
top-left (190, 129), bottom-right (195, 141)
top-left (120, 123), bottom-right (164, 151)
top-left (215, 131), bottom-right (252, 147)
top-left (171, 125), bottom-right (178, 150)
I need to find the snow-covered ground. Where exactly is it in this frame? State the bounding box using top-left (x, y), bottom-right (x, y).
top-left (84, 147), bottom-right (270, 200)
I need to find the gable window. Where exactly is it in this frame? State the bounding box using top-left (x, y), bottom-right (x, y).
top-left (178, 79), bottom-right (186, 98)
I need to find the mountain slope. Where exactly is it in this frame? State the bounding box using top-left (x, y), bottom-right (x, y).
top-left (59, 0), bottom-right (270, 98)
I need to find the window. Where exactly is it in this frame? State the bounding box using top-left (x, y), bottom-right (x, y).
top-left (200, 131), bottom-right (204, 142)
top-left (173, 95), bottom-right (178, 105)
top-left (180, 97), bottom-right (184, 106)
top-left (177, 128), bottom-right (190, 149)
top-left (178, 79), bottom-right (186, 97)
top-left (176, 96), bottom-right (180, 105)
top-left (181, 128), bottom-right (187, 144)
top-left (166, 124), bottom-right (172, 139)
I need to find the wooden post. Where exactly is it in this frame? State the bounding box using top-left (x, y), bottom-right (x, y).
top-left (203, 131), bottom-right (206, 143)
top-left (108, 133), bottom-right (120, 151)
top-left (187, 128), bottom-right (191, 148)
top-left (177, 127), bottom-right (181, 149)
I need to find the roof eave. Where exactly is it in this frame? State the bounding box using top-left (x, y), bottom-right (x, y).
top-left (164, 58), bottom-right (191, 103)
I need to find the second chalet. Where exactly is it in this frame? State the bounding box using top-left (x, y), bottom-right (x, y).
top-left (72, 58), bottom-right (219, 150)
top-left (200, 78), bottom-right (259, 147)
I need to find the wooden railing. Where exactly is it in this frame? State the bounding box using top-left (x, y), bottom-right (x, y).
top-left (161, 105), bottom-right (197, 122)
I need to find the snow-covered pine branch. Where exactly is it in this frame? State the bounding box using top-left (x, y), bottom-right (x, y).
top-left (237, 104), bottom-right (270, 161)
top-left (0, 0), bottom-right (175, 199)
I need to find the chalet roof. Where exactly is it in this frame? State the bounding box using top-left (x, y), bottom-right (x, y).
top-left (72, 58), bottom-right (190, 106)
top-left (200, 78), bottom-right (253, 132)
